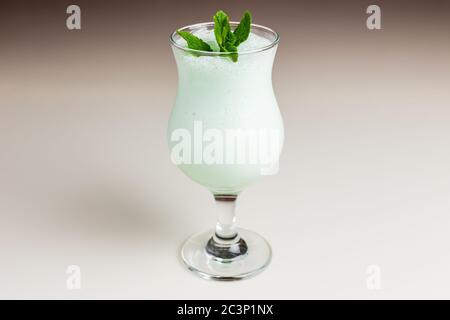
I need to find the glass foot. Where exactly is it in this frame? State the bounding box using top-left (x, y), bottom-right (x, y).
top-left (181, 228), bottom-right (272, 281)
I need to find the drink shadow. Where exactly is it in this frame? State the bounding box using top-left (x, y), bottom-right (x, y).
top-left (45, 183), bottom-right (181, 244)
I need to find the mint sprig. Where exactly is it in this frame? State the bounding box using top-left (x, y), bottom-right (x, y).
top-left (176, 30), bottom-right (213, 52)
top-left (176, 10), bottom-right (252, 62)
top-left (213, 10), bottom-right (252, 62)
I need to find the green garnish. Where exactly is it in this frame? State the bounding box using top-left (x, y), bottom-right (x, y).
top-left (232, 11), bottom-right (252, 46)
top-left (177, 10), bottom-right (252, 62)
top-left (213, 10), bottom-right (232, 50)
top-left (176, 30), bottom-right (213, 52)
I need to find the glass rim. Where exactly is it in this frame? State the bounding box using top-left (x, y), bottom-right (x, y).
top-left (169, 22), bottom-right (280, 56)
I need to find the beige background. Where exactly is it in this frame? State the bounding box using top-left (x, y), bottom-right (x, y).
top-left (1, 0), bottom-right (450, 298)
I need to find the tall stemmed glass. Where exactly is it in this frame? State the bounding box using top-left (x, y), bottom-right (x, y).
top-left (168, 22), bottom-right (283, 280)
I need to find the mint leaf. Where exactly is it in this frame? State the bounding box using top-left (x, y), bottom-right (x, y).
top-left (177, 30), bottom-right (213, 52)
top-left (224, 43), bottom-right (238, 62)
top-left (233, 11), bottom-right (252, 46)
top-left (213, 10), bottom-right (233, 50)
top-left (227, 32), bottom-right (237, 47)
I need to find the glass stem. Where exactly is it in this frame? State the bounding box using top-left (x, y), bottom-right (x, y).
top-left (214, 195), bottom-right (238, 239)
top-left (205, 194), bottom-right (248, 261)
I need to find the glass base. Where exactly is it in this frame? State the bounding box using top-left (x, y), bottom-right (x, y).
top-left (181, 228), bottom-right (272, 281)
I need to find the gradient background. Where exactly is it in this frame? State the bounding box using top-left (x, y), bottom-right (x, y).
top-left (1, 0), bottom-right (450, 298)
